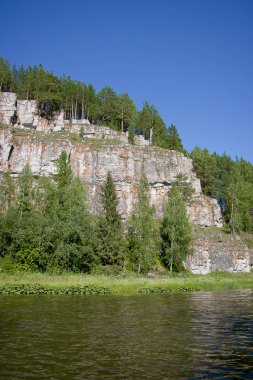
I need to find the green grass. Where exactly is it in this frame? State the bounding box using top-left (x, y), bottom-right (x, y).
top-left (0, 272), bottom-right (252, 295)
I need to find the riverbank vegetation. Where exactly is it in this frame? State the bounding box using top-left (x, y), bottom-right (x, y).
top-left (0, 272), bottom-right (253, 295)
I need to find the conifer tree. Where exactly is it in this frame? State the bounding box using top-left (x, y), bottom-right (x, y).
top-left (167, 124), bottom-right (184, 152)
top-left (96, 171), bottom-right (124, 266)
top-left (0, 56), bottom-right (12, 91)
top-left (190, 147), bottom-right (217, 196)
top-left (117, 93), bottom-right (137, 132)
top-left (161, 186), bottom-right (192, 272)
top-left (127, 172), bottom-right (161, 273)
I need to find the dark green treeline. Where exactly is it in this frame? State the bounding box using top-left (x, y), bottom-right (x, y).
top-left (0, 56), bottom-right (183, 152)
top-left (190, 148), bottom-right (253, 233)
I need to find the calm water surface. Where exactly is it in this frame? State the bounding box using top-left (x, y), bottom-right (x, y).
top-left (0, 290), bottom-right (252, 379)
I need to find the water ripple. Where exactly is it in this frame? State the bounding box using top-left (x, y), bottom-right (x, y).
top-left (0, 290), bottom-right (252, 379)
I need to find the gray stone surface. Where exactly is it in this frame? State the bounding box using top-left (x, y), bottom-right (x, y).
top-left (0, 92), bottom-right (16, 124)
top-left (64, 122), bottom-right (129, 144)
top-left (185, 228), bottom-right (252, 273)
top-left (16, 100), bottom-right (38, 126)
top-left (0, 127), bottom-right (223, 227)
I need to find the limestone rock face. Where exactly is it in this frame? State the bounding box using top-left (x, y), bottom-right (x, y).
top-left (186, 229), bottom-right (252, 273)
top-left (0, 127), bottom-right (223, 227)
top-left (188, 196), bottom-right (223, 228)
top-left (134, 135), bottom-right (150, 146)
top-left (0, 92), bottom-right (16, 124)
top-left (17, 100), bottom-right (38, 127)
top-left (64, 123), bottom-right (128, 144)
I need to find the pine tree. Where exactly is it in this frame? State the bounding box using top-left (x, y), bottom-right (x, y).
top-left (117, 93), bottom-right (137, 132)
top-left (97, 86), bottom-right (119, 128)
top-left (96, 171), bottom-right (124, 266)
top-left (127, 172), bottom-right (161, 273)
top-left (167, 125), bottom-right (184, 152)
top-left (0, 56), bottom-right (12, 91)
top-left (161, 186), bottom-right (192, 272)
top-left (190, 147), bottom-right (217, 196)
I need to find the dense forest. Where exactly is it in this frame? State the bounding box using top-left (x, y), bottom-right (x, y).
top-left (0, 56), bottom-right (253, 274)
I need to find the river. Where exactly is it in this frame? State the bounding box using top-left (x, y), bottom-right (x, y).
top-left (0, 290), bottom-right (252, 379)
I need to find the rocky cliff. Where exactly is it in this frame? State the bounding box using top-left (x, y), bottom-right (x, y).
top-left (185, 227), bottom-right (253, 273)
top-left (1, 91), bottom-right (251, 274)
top-left (0, 126), bottom-right (223, 227)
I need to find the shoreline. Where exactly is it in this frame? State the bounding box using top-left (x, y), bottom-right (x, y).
top-left (0, 272), bottom-right (253, 295)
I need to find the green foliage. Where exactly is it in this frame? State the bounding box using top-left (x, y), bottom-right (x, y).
top-left (127, 172), bottom-right (161, 273)
top-left (173, 173), bottom-right (195, 202)
top-left (97, 86), bottom-right (119, 128)
top-left (190, 147), bottom-right (217, 196)
top-left (17, 164), bottom-right (34, 216)
top-left (137, 103), bottom-right (185, 152)
top-left (117, 93), bottom-right (137, 132)
top-left (0, 171), bottom-right (15, 212)
top-left (12, 248), bottom-right (45, 272)
top-left (55, 151), bottom-right (72, 188)
top-left (166, 124), bottom-right (184, 152)
top-left (191, 150), bottom-right (253, 233)
top-left (161, 186), bottom-right (192, 272)
top-left (0, 56), bottom-right (12, 91)
top-left (95, 171), bottom-right (125, 266)
top-left (0, 283), bottom-right (110, 295)
top-left (1, 55), bottom-right (187, 152)
top-left (225, 168), bottom-right (253, 233)
top-left (0, 157), bottom-right (94, 273)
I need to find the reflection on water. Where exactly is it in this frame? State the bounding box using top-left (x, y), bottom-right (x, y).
top-left (0, 290), bottom-right (252, 379)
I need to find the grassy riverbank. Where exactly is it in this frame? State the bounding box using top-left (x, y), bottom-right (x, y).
top-left (0, 272), bottom-right (253, 295)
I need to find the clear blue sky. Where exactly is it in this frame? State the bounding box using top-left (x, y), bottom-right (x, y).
top-left (1, 0), bottom-right (253, 162)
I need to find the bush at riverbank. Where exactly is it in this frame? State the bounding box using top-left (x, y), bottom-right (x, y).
top-left (0, 272), bottom-right (252, 295)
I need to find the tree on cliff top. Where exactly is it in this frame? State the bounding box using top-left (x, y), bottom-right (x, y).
top-left (190, 147), bottom-right (217, 196)
top-left (0, 56), bottom-right (12, 91)
top-left (167, 124), bottom-right (184, 152)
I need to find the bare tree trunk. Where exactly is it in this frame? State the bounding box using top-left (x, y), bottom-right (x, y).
top-left (150, 126), bottom-right (153, 146)
top-left (170, 229), bottom-right (174, 272)
top-left (81, 87), bottom-right (85, 119)
top-left (74, 99), bottom-right (78, 120)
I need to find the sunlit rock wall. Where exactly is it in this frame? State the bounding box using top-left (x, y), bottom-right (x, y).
top-left (186, 229), bottom-right (252, 274)
top-left (0, 127), bottom-right (223, 227)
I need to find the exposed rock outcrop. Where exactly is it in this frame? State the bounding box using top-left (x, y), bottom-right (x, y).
top-left (0, 126), bottom-right (223, 227)
top-left (4, 91), bottom-right (248, 274)
top-left (186, 228), bottom-right (253, 273)
top-left (0, 92), bottom-right (17, 125)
